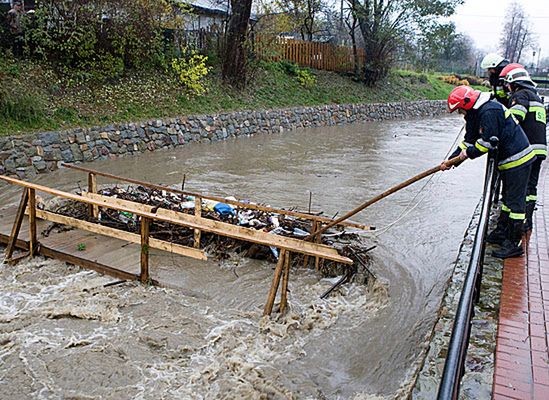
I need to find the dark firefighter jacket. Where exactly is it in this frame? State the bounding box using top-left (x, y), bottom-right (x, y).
top-left (508, 87), bottom-right (547, 160)
top-left (489, 71), bottom-right (510, 108)
top-left (451, 100), bottom-right (535, 171)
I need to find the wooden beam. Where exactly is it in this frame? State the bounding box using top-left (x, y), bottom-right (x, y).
top-left (61, 163), bottom-right (372, 230)
top-left (263, 249), bottom-right (286, 316)
top-left (33, 209), bottom-right (207, 261)
top-left (0, 232), bottom-right (146, 284)
top-left (140, 217), bottom-right (150, 283)
top-left (80, 191), bottom-right (352, 264)
top-left (280, 251), bottom-right (291, 314)
top-left (0, 176), bottom-right (351, 264)
top-left (194, 197), bottom-right (201, 249)
top-left (87, 172), bottom-right (99, 219)
top-left (5, 188), bottom-right (28, 260)
top-left (28, 188), bottom-right (37, 257)
top-left (39, 245), bottom-right (140, 282)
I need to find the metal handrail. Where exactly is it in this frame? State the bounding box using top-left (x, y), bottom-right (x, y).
top-left (437, 138), bottom-right (499, 400)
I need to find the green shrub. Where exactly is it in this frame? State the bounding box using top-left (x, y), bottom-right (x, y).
top-left (295, 68), bottom-right (316, 88)
top-left (25, 0), bottom-right (176, 82)
top-left (171, 49), bottom-right (211, 98)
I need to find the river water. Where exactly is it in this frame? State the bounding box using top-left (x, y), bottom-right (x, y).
top-left (0, 115), bottom-right (485, 399)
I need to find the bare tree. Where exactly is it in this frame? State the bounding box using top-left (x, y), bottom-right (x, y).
top-left (350, 0), bottom-right (463, 86)
top-left (499, 1), bottom-right (536, 63)
top-left (274, 0), bottom-right (326, 41)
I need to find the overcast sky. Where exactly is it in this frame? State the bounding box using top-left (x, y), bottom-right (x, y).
top-left (450, 0), bottom-right (549, 64)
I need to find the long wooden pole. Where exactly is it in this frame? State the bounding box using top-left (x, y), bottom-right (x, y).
top-left (306, 155), bottom-right (464, 240)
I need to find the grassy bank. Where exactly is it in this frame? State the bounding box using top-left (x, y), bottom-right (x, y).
top-left (1, 56), bottom-right (461, 137)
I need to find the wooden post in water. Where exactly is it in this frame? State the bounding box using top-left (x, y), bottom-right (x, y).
top-left (28, 188), bottom-right (37, 257)
top-left (140, 217), bottom-right (150, 283)
top-left (194, 197), bottom-right (202, 248)
top-left (5, 188), bottom-right (29, 260)
top-left (87, 172), bottom-right (99, 219)
top-left (280, 251), bottom-right (291, 314)
top-left (263, 249), bottom-right (286, 316)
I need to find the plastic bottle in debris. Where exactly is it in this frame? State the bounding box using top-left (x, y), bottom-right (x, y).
top-left (119, 211), bottom-right (136, 225)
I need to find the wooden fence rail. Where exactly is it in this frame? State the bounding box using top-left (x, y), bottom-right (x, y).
top-left (177, 28), bottom-right (366, 75)
top-left (254, 36), bottom-right (366, 74)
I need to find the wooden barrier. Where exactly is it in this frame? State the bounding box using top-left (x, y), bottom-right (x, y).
top-left (1, 174), bottom-right (354, 316)
top-left (62, 163), bottom-right (373, 231)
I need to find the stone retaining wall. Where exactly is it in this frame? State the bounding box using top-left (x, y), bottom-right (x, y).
top-left (0, 100), bottom-right (446, 178)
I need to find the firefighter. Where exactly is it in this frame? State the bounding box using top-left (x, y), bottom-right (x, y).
top-left (480, 53), bottom-right (510, 107)
top-left (503, 66), bottom-right (547, 231)
top-left (441, 85), bottom-right (534, 259)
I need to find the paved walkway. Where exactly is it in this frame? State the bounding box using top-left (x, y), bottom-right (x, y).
top-left (493, 164), bottom-right (549, 399)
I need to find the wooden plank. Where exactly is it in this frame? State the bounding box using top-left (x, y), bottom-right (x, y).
top-left (88, 173), bottom-right (99, 219)
top-left (140, 217), bottom-right (150, 283)
top-left (81, 191), bottom-right (352, 264)
top-left (280, 251), bottom-right (291, 314)
top-left (263, 249), bottom-right (286, 316)
top-left (28, 188), bottom-right (37, 257)
top-left (1, 176), bottom-right (352, 264)
top-left (5, 188), bottom-right (28, 260)
top-left (194, 197), bottom-right (201, 249)
top-left (33, 209), bottom-right (207, 261)
top-left (39, 245), bottom-right (140, 282)
top-left (62, 163), bottom-right (371, 230)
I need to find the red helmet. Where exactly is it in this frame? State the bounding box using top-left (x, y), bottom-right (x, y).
top-left (447, 86), bottom-right (481, 113)
top-left (499, 63), bottom-right (524, 78)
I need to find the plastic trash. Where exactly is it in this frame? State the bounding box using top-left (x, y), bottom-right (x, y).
top-left (214, 202), bottom-right (235, 217)
top-left (180, 201), bottom-right (196, 210)
top-left (203, 199), bottom-right (217, 212)
top-left (293, 227), bottom-right (309, 237)
top-left (119, 211), bottom-right (137, 226)
top-left (269, 215), bottom-right (280, 228)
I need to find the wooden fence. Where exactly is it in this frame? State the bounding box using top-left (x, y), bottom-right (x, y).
top-left (254, 36), bottom-right (366, 74)
top-left (177, 28), bottom-right (365, 74)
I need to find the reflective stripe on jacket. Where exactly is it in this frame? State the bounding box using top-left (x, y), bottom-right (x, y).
top-left (509, 88), bottom-right (547, 160)
top-left (458, 100), bottom-right (534, 171)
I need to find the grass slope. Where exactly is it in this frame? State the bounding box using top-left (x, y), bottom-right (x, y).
top-left (0, 57), bottom-right (459, 136)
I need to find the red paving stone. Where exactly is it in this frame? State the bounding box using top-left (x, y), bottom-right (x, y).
top-left (493, 164), bottom-right (549, 399)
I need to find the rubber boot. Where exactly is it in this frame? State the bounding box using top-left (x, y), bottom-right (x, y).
top-left (486, 212), bottom-right (509, 245)
top-left (523, 202), bottom-right (535, 232)
top-left (492, 220), bottom-right (524, 259)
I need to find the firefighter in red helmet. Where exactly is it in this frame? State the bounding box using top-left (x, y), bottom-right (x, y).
top-left (441, 85), bottom-right (534, 258)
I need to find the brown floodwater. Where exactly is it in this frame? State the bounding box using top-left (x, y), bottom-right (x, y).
top-left (0, 115), bottom-right (485, 399)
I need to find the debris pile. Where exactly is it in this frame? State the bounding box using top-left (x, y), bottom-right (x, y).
top-left (47, 185), bottom-right (375, 282)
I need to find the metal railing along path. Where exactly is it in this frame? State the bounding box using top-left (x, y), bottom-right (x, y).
top-left (437, 137), bottom-right (499, 400)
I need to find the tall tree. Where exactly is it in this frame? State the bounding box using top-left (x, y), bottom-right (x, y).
top-left (274, 0), bottom-right (326, 41)
top-left (350, 0), bottom-right (463, 85)
top-left (415, 22), bottom-right (475, 73)
top-left (499, 1), bottom-right (536, 63)
top-left (222, 0), bottom-right (254, 87)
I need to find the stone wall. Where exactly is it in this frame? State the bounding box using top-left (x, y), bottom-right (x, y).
top-left (0, 100), bottom-right (446, 178)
